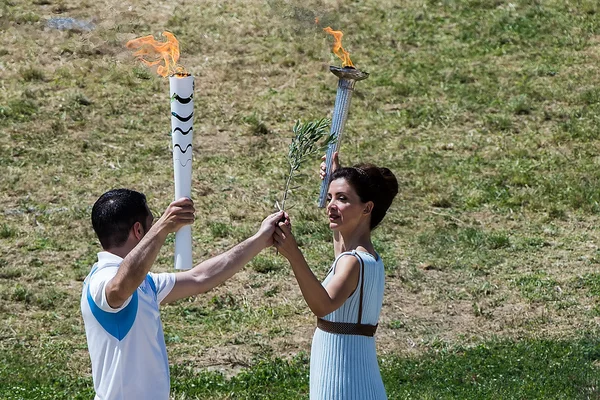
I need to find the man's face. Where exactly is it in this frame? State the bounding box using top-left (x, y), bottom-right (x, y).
top-left (142, 205), bottom-right (155, 236)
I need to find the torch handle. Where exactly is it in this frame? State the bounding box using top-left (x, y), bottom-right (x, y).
top-left (174, 226), bottom-right (193, 270)
top-left (173, 158), bottom-right (193, 270)
top-left (318, 78), bottom-right (356, 208)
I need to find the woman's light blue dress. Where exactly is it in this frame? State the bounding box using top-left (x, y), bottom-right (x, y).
top-left (309, 250), bottom-right (387, 400)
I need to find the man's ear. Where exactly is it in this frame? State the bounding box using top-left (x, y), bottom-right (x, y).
top-left (364, 201), bottom-right (374, 215)
top-left (132, 221), bottom-right (144, 241)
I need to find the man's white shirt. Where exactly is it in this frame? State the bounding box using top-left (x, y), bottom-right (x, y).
top-left (81, 251), bottom-right (176, 400)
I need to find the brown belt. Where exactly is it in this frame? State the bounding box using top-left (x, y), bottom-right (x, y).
top-left (317, 318), bottom-right (378, 337)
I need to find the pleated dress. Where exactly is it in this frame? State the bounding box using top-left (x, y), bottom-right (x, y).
top-left (309, 250), bottom-right (387, 400)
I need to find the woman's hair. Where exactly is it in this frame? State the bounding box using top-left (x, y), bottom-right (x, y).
top-left (330, 164), bottom-right (398, 230)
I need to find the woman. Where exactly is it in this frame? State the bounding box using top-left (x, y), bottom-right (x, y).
top-left (273, 152), bottom-right (398, 400)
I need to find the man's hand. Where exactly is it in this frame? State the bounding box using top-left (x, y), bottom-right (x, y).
top-left (254, 211), bottom-right (285, 249)
top-left (154, 197), bottom-right (195, 234)
top-left (319, 151), bottom-right (340, 180)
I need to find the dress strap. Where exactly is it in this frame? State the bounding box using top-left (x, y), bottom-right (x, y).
top-left (356, 253), bottom-right (365, 325)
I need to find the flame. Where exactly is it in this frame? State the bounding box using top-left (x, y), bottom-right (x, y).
top-left (126, 31), bottom-right (188, 77)
top-left (323, 27), bottom-right (354, 68)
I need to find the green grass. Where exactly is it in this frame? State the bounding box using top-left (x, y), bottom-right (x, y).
top-left (514, 273), bottom-right (561, 303)
top-left (1, 336), bottom-right (598, 399)
top-left (382, 336), bottom-right (600, 400)
top-left (3, 0), bottom-right (600, 397)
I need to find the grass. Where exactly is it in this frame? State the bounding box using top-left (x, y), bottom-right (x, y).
top-left (2, 0), bottom-right (600, 397)
top-left (382, 336), bottom-right (600, 400)
top-left (1, 336), bottom-right (598, 399)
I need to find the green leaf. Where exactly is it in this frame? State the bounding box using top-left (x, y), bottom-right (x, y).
top-left (280, 118), bottom-right (332, 210)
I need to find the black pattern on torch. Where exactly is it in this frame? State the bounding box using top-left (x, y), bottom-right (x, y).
top-left (318, 66), bottom-right (369, 208)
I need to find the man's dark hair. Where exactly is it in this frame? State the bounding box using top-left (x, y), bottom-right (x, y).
top-left (91, 189), bottom-right (151, 249)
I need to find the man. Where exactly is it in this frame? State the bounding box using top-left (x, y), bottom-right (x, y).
top-left (81, 188), bottom-right (283, 400)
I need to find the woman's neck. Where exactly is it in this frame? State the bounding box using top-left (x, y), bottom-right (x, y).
top-left (337, 225), bottom-right (374, 255)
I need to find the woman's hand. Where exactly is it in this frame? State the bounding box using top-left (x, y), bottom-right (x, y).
top-left (319, 151), bottom-right (340, 180)
top-left (273, 219), bottom-right (301, 262)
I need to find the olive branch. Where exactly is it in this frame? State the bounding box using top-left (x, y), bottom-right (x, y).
top-left (276, 118), bottom-right (334, 212)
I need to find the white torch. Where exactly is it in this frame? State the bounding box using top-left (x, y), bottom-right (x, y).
top-left (126, 31), bottom-right (194, 270)
top-left (170, 75), bottom-right (194, 270)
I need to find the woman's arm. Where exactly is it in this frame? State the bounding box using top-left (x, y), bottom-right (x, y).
top-left (274, 222), bottom-right (359, 317)
top-left (320, 151), bottom-right (344, 257)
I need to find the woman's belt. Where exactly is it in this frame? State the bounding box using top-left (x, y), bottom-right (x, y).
top-left (317, 318), bottom-right (378, 337)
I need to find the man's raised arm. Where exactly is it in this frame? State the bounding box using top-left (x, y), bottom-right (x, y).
top-left (162, 211), bottom-right (284, 304)
top-left (106, 198), bottom-right (195, 308)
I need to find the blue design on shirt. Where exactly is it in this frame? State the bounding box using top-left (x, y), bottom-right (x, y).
top-left (145, 275), bottom-right (157, 300)
top-left (86, 285), bottom-right (138, 341)
top-left (85, 265), bottom-right (143, 341)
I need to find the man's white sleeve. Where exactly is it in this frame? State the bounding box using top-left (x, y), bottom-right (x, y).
top-left (148, 272), bottom-right (176, 303)
top-left (87, 266), bottom-right (132, 312)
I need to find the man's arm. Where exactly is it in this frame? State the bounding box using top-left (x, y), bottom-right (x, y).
top-left (161, 211), bottom-right (283, 304)
top-left (105, 198), bottom-right (195, 308)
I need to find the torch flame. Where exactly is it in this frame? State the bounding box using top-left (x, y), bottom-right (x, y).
top-left (323, 27), bottom-right (354, 68)
top-left (126, 31), bottom-right (188, 77)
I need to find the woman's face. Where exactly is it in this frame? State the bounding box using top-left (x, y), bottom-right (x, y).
top-left (326, 178), bottom-right (369, 231)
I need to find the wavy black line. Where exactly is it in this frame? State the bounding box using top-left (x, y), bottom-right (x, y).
top-left (171, 93), bottom-right (194, 104)
top-left (171, 112), bottom-right (193, 122)
top-left (173, 144), bottom-right (192, 154)
top-left (173, 127), bottom-right (193, 135)
top-left (174, 158), bottom-right (192, 167)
